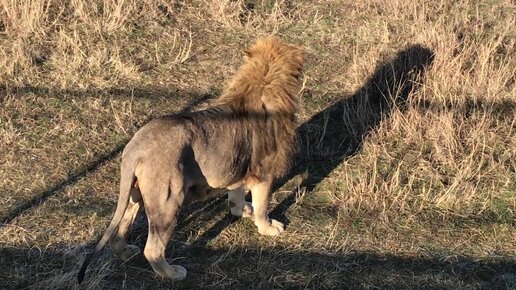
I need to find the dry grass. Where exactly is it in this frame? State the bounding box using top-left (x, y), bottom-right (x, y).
top-left (0, 0), bottom-right (515, 289)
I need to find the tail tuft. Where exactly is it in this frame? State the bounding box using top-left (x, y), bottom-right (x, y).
top-left (77, 252), bottom-right (93, 283)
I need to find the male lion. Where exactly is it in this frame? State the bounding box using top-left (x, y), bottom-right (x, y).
top-left (78, 36), bottom-right (303, 282)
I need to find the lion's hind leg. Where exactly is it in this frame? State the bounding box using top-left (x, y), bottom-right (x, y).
top-left (140, 178), bottom-right (187, 281)
top-left (109, 186), bottom-right (142, 261)
top-left (228, 188), bottom-right (253, 218)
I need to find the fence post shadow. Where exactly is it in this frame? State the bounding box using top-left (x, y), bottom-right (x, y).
top-left (189, 44), bottom-right (435, 248)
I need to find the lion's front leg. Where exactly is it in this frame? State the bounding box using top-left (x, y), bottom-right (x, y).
top-left (228, 188), bottom-right (253, 218)
top-left (249, 181), bottom-right (284, 236)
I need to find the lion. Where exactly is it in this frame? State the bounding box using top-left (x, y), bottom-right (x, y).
top-left (77, 36), bottom-right (303, 282)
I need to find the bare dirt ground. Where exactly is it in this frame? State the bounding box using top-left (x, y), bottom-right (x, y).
top-left (0, 0), bottom-right (514, 289)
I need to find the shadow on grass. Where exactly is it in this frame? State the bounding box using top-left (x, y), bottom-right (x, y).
top-left (2, 45), bottom-right (516, 288)
top-left (189, 44), bottom-right (435, 248)
top-left (0, 90), bottom-right (215, 226)
top-left (0, 44), bottom-right (433, 228)
top-left (3, 40), bottom-right (514, 231)
top-left (270, 44), bottom-right (435, 220)
top-left (1, 244), bottom-right (514, 289)
top-left (4, 43), bottom-right (513, 233)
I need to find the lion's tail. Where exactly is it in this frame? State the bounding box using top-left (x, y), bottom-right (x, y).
top-left (77, 157), bottom-right (136, 283)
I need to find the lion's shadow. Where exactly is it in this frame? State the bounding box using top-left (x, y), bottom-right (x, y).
top-left (177, 44), bottom-right (435, 248)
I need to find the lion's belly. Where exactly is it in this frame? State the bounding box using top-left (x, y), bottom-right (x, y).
top-left (185, 184), bottom-right (227, 203)
top-left (201, 164), bottom-right (245, 189)
top-left (193, 144), bottom-right (250, 189)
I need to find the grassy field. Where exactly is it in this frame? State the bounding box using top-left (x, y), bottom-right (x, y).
top-left (0, 0), bottom-right (515, 289)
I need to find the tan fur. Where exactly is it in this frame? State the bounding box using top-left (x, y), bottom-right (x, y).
top-left (78, 36), bottom-right (303, 283)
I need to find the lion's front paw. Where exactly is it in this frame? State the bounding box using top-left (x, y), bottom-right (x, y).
top-left (257, 219), bottom-right (285, 236)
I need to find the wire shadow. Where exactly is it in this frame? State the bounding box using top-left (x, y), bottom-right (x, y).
top-left (189, 44), bottom-right (435, 248)
top-left (0, 92), bottom-right (215, 227)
